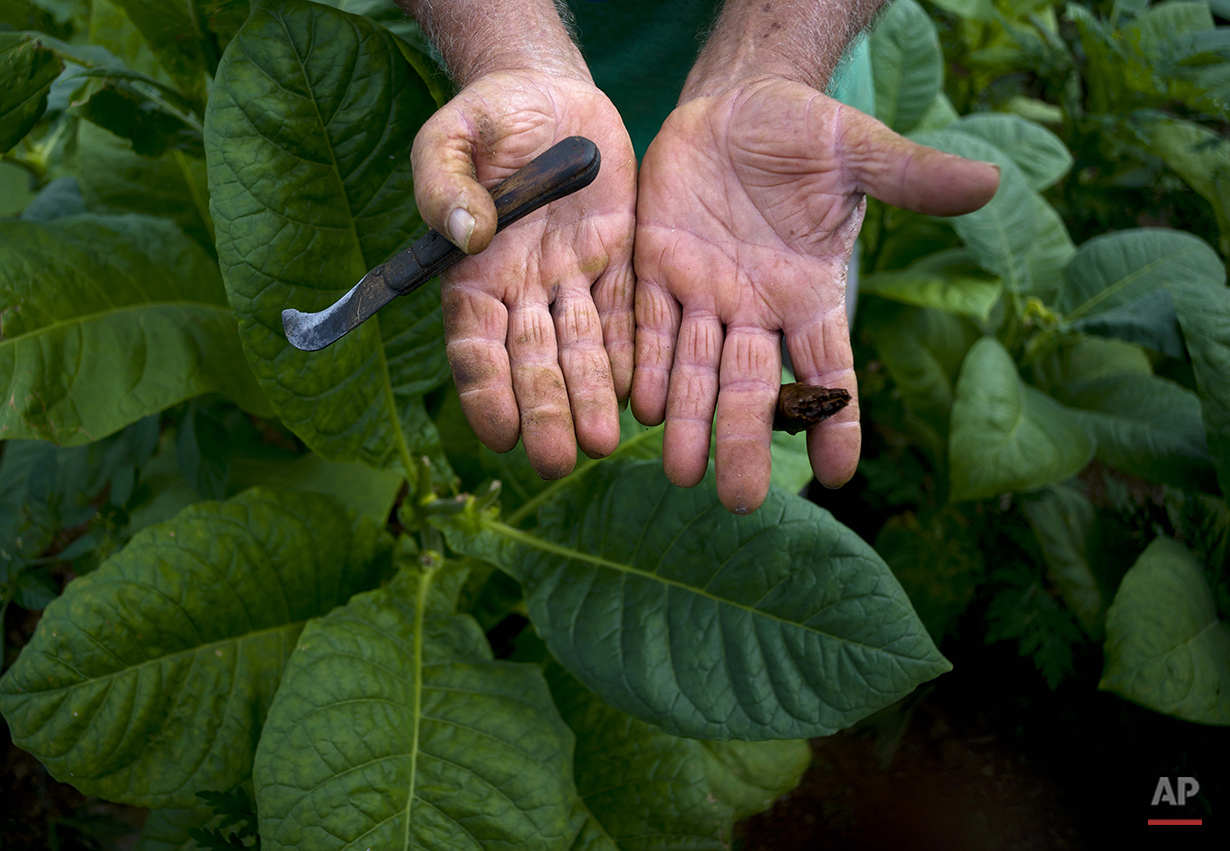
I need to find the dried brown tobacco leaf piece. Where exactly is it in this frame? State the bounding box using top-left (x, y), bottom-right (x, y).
top-left (773, 383), bottom-right (851, 434)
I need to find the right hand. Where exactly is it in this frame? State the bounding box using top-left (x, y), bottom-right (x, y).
top-left (412, 70), bottom-right (637, 480)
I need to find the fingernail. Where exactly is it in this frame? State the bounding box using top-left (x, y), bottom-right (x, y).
top-left (447, 207), bottom-right (475, 252)
top-left (823, 481), bottom-right (844, 490)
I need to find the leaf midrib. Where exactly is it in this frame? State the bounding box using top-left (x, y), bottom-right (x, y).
top-left (3, 621), bottom-right (305, 697)
top-left (401, 573), bottom-right (429, 851)
top-left (1064, 244), bottom-right (1198, 322)
top-left (270, 8), bottom-right (416, 477)
top-left (484, 519), bottom-right (915, 656)
top-left (0, 300), bottom-right (234, 348)
top-left (1109, 618), bottom-right (1224, 683)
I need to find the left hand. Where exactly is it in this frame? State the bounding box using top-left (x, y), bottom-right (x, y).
top-left (631, 77), bottom-right (1000, 513)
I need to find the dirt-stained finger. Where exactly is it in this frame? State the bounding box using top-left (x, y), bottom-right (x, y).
top-left (507, 297), bottom-right (577, 480)
top-left (410, 103), bottom-right (500, 253)
top-left (554, 285), bottom-right (620, 458)
top-left (592, 262), bottom-right (636, 404)
top-left (442, 281), bottom-right (520, 453)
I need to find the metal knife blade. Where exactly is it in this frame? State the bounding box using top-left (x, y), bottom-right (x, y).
top-left (282, 135), bottom-right (601, 352)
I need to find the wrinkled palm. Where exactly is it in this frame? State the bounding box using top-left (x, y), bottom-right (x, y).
top-left (632, 78), bottom-right (999, 512)
top-left (412, 71), bottom-right (638, 479)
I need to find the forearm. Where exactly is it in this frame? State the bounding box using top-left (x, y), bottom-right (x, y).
top-left (683, 0), bottom-right (886, 98)
top-left (397, 0), bottom-right (588, 85)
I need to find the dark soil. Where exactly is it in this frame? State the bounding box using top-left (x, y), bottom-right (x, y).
top-left (738, 701), bottom-right (1083, 851)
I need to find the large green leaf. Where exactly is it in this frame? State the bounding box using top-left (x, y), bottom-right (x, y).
top-left (1167, 273), bottom-right (1230, 497)
top-left (206, 0), bottom-right (448, 478)
top-left (869, 0), bottom-right (943, 133)
top-left (948, 337), bottom-right (1094, 502)
top-left (0, 214), bottom-right (269, 445)
top-left (308, 0), bottom-right (450, 107)
top-left (1021, 485), bottom-right (1106, 635)
top-left (253, 562), bottom-right (576, 851)
top-left (911, 130), bottom-right (1037, 292)
top-left (0, 32), bottom-right (61, 152)
top-left (547, 665), bottom-right (807, 851)
top-left (952, 114), bottom-right (1072, 191)
top-left (438, 459), bottom-right (950, 740)
top-left (1055, 230), bottom-right (1222, 353)
top-left (1101, 536), bottom-right (1230, 725)
top-left (0, 488), bottom-right (392, 807)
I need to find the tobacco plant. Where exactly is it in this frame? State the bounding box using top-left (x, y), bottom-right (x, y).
top-left (858, 0), bottom-right (1230, 717)
top-left (1, 1), bottom-right (948, 848)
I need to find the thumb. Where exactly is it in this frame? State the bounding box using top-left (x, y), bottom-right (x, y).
top-left (410, 104), bottom-right (499, 254)
top-left (836, 105), bottom-right (1001, 217)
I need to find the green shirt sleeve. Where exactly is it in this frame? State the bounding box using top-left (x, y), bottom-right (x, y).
top-left (566, 0), bottom-right (876, 157)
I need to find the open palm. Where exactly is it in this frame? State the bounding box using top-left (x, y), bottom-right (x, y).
top-left (412, 70), bottom-right (637, 479)
top-left (632, 78), bottom-right (999, 513)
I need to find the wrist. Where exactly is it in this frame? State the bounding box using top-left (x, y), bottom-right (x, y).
top-left (399, 0), bottom-right (592, 87)
top-left (458, 42), bottom-right (592, 87)
top-left (680, 0), bottom-right (884, 101)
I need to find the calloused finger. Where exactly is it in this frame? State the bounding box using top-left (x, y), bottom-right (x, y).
top-left (630, 277), bottom-right (681, 425)
top-left (507, 297), bottom-right (577, 480)
top-left (714, 326), bottom-right (780, 514)
top-left (592, 262), bottom-right (635, 404)
top-left (442, 281), bottom-right (520, 453)
top-left (835, 104), bottom-right (1000, 217)
top-left (410, 102), bottom-right (499, 253)
top-left (784, 306), bottom-right (860, 488)
top-left (662, 311), bottom-right (723, 488)
top-left (554, 282), bottom-right (620, 458)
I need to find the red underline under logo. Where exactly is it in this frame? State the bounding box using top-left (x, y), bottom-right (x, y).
top-left (1147, 819), bottom-right (1203, 825)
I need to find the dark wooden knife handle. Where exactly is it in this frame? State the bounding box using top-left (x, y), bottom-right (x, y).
top-left (376, 136), bottom-right (601, 294)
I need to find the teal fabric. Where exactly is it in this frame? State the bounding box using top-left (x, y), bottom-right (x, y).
top-left (565, 0), bottom-right (876, 157)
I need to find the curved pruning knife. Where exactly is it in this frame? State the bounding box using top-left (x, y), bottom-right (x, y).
top-left (282, 136), bottom-right (601, 352)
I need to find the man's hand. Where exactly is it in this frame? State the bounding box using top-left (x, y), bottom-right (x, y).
top-left (632, 76), bottom-right (999, 513)
top-left (404, 2), bottom-right (636, 480)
